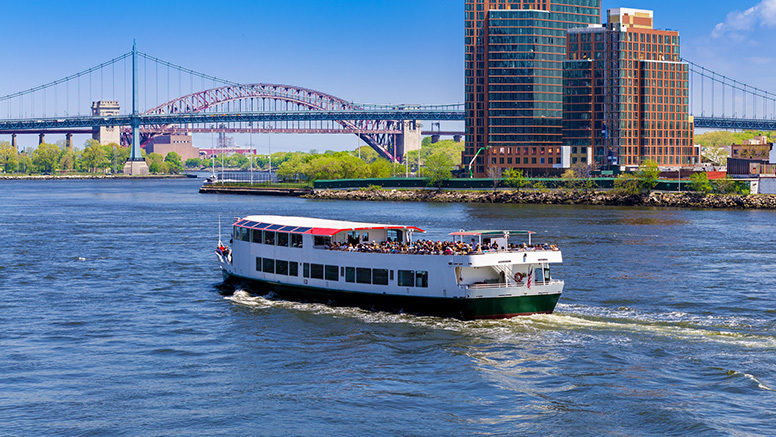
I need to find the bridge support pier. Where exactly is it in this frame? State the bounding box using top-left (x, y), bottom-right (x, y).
top-left (38, 133), bottom-right (45, 145)
top-left (122, 41), bottom-right (150, 176)
top-left (11, 134), bottom-right (17, 151)
top-left (396, 120), bottom-right (422, 162)
top-left (65, 133), bottom-right (73, 152)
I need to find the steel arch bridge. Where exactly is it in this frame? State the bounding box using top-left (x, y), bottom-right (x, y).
top-left (131, 83), bottom-right (414, 161)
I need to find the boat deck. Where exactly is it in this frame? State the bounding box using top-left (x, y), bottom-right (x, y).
top-left (323, 240), bottom-right (559, 256)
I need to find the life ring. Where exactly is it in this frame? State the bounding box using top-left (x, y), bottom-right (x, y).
top-left (514, 272), bottom-right (524, 282)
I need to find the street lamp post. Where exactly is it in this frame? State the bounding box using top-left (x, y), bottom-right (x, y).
top-left (468, 146), bottom-right (490, 178)
top-left (678, 167), bottom-right (682, 192)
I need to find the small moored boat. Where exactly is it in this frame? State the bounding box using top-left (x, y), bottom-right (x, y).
top-left (216, 215), bottom-right (564, 319)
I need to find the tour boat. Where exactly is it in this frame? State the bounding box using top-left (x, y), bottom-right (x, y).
top-left (215, 215), bottom-right (564, 319)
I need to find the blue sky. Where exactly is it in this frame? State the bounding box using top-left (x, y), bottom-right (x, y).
top-left (1, 0), bottom-right (774, 150)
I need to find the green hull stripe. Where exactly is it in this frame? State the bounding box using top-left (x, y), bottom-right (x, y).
top-left (223, 272), bottom-right (560, 320)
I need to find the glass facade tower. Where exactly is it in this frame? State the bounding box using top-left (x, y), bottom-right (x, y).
top-left (464, 0), bottom-right (601, 177)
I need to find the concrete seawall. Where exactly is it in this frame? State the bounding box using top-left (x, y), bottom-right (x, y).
top-left (307, 189), bottom-right (776, 209)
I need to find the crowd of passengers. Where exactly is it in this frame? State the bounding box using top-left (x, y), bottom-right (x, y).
top-left (325, 239), bottom-right (558, 255)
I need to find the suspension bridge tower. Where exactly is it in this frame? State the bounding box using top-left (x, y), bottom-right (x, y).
top-left (122, 41), bottom-right (150, 175)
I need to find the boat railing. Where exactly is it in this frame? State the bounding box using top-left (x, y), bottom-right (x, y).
top-left (320, 245), bottom-right (560, 255)
top-left (461, 279), bottom-right (563, 290)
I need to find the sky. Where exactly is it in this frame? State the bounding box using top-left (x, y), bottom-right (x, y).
top-left (1, 0), bottom-right (775, 151)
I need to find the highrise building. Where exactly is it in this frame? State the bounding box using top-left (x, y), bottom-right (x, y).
top-left (464, 0), bottom-right (601, 177)
top-left (563, 8), bottom-right (696, 168)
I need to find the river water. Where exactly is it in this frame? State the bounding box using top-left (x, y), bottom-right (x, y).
top-left (1, 178), bottom-right (774, 436)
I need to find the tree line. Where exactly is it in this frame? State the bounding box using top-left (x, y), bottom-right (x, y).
top-left (0, 140), bottom-right (184, 175)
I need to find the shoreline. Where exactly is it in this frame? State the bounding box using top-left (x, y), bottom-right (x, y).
top-left (0, 174), bottom-right (191, 180)
top-left (307, 188), bottom-right (776, 210)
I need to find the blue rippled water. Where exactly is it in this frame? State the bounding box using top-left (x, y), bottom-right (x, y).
top-left (1, 178), bottom-right (775, 435)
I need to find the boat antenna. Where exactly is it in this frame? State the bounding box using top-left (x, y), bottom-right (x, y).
top-left (218, 214), bottom-right (223, 247)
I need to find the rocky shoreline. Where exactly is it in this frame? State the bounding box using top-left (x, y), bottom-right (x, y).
top-left (308, 189), bottom-right (776, 209)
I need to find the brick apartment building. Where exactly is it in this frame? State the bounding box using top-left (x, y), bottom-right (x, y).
top-left (463, 0), bottom-right (601, 177)
top-left (563, 8), bottom-right (696, 169)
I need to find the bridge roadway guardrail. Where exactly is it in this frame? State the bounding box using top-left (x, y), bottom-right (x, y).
top-left (693, 116), bottom-right (776, 131)
top-left (0, 110), bottom-right (466, 131)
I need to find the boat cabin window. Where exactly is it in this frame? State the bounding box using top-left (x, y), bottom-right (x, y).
top-left (277, 232), bottom-right (289, 247)
top-left (264, 231), bottom-right (276, 245)
top-left (291, 234), bottom-right (303, 248)
top-left (240, 228), bottom-right (250, 242)
top-left (386, 229), bottom-right (402, 242)
top-left (398, 270), bottom-right (429, 288)
top-left (346, 231), bottom-right (360, 245)
top-left (252, 229), bottom-right (262, 244)
top-left (372, 269), bottom-right (389, 285)
top-left (356, 268), bottom-right (371, 284)
top-left (276, 260), bottom-right (289, 276)
top-left (262, 258), bottom-right (275, 274)
top-left (345, 267), bottom-right (355, 283)
top-left (310, 263), bottom-right (324, 280)
top-left (289, 262), bottom-right (299, 277)
top-left (534, 267), bottom-right (545, 283)
top-left (325, 265), bottom-right (339, 281)
top-left (303, 263), bottom-right (310, 278)
top-left (314, 236), bottom-right (331, 247)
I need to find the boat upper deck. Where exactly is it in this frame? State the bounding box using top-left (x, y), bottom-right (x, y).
top-left (232, 215), bottom-right (560, 258)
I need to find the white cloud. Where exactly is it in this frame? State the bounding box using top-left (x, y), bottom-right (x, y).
top-left (712, 0), bottom-right (776, 38)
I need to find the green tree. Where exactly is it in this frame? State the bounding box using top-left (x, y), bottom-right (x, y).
top-left (502, 168), bottom-right (528, 192)
top-left (422, 151), bottom-right (453, 188)
top-left (185, 157), bottom-right (202, 168)
top-left (164, 152), bottom-right (184, 174)
top-left (17, 150), bottom-right (33, 174)
top-left (277, 153), bottom-right (309, 181)
top-left (355, 145), bottom-right (380, 163)
top-left (32, 142), bottom-right (61, 173)
top-left (418, 138), bottom-right (465, 166)
top-left (702, 144), bottom-right (730, 165)
top-left (639, 160), bottom-right (660, 189)
top-left (59, 151), bottom-right (76, 172)
top-left (0, 141), bottom-right (18, 173)
top-left (146, 153), bottom-right (165, 174)
top-left (689, 172), bottom-right (713, 194)
top-left (695, 131), bottom-right (737, 148)
top-left (81, 140), bottom-right (108, 172)
top-left (367, 158), bottom-right (393, 178)
top-left (613, 160), bottom-right (660, 195)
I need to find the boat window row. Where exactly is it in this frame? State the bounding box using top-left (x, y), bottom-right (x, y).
top-left (256, 257), bottom-right (300, 276)
top-left (295, 263), bottom-right (428, 288)
top-left (235, 227), bottom-right (303, 248)
top-left (253, 256), bottom-right (428, 288)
